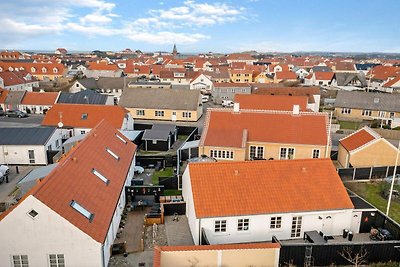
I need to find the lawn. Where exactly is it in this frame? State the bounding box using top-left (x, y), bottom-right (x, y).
top-left (177, 135), bottom-right (189, 141)
top-left (338, 120), bottom-right (361, 130)
top-left (151, 167), bottom-right (174, 185)
top-left (346, 182), bottom-right (400, 223)
top-left (164, 189), bottom-right (182, 196)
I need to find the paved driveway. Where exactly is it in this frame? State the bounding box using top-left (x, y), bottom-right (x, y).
top-left (0, 114), bottom-right (44, 128)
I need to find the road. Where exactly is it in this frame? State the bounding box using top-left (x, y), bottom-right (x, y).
top-left (0, 114), bottom-right (44, 128)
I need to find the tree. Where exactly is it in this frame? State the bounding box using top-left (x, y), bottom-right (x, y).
top-left (338, 246), bottom-right (368, 266)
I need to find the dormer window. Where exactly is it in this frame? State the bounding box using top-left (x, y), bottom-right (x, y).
top-left (42, 67), bottom-right (47, 73)
top-left (53, 68), bottom-right (58, 73)
top-left (92, 169), bottom-right (110, 185)
top-left (70, 200), bottom-right (94, 221)
top-left (81, 113), bottom-right (88, 120)
top-left (106, 147), bottom-right (120, 160)
top-left (8, 67), bottom-right (13, 71)
top-left (31, 67), bottom-right (36, 73)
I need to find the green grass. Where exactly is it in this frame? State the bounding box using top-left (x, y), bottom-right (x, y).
top-left (151, 167), bottom-right (174, 185)
top-left (178, 135), bottom-right (189, 141)
top-left (346, 182), bottom-right (400, 223)
top-left (338, 120), bottom-right (361, 130)
top-left (164, 189), bottom-right (182, 196)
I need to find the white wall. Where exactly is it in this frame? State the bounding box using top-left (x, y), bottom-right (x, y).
top-left (44, 129), bottom-right (63, 151)
top-left (0, 145), bottom-right (47, 165)
top-left (182, 167), bottom-right (200, 245)
top-left (20, 105), bottom-right (53, 114)
top-left (0, 195), bottom-right (102, 267)
top-left (198, 209), bottom-right (354, 245)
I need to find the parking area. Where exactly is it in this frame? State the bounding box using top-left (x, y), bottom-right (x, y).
top-left (0, 114), bottom-right (44, 128)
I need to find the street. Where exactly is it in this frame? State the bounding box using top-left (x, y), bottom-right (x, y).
top-left (0, 114), bottom-right (44, 128)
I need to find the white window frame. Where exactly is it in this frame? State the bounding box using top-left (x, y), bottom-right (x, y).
top-left (237, 218), bottom-right (249, 231)
top-left (155, 110), bottom-right (164, 117)
top-left (12, 255), bottom-right (29, 267)
top-left (136, 109), bottom-right (145, 116)
top-left (291, 216), bottom-right (302, 238)
top-left (379, 111), bottom-right (386, 118)
top-left (182, 112), bottom-right (192, 118)
top-left (28, 150), bottom-right (35, 164)
top-left (70, 200), bottom-right (94, 221)
top-left (214, 220), bottom-right (227, 233)
top-left (341, 108), bottom-right (351, 114)
top-left (362, 109), bottom-right (371, 116)
top-left (280, 147), bottom-right (295, 160)
top-left (48, 254), bottom-right (65, 267)
top-left (312, 149), bottom-right (320, 159)
top-left (270, 216), bottom-right (282, 229)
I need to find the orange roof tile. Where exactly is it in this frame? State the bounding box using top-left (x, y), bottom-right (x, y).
top-left (314, 72), bottom-right (334, 80)
top-left (0, 88), bottom-right (9, 104)
top-left (21, 91), bottom-right (58, 105)
top-left (201, 109), bottom-right (328, 148)
top-left (187, 159), bottom-right (354, 218)
top-left (0, 61), bottom-right (64, 75)
top-left (383, 76), bottom-right (400, 88)
top-left (41, 104), bottom-right (128, 129)
top-left (275, 71), bottom-right (297, 80)
top-left (234, 94), bottom-right (308, 111)
top-left (339, 127), bottom-right (379, 152)
top-left (87, 61), bottom-right (119, 71)
top-left (33, 120), bottom-right (135, 242)
top-left (252, 86), bottom-right (320, 103)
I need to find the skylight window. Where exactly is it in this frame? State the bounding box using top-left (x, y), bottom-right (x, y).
top-left (92, 169), bottom-right (110, 184)
top-left (70, 200), bottom-right (94, 221)
top-left (106, 147), bottom-right (120, 160)
top-left (115, 133), bottom-right (127, 144)
top-left (81, 113), bottom-right (88, 120)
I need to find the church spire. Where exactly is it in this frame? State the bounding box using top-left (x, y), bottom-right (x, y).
top-left (172, 44), bottom-right (178, 56)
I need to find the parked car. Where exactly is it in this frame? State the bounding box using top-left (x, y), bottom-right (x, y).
top-left (0, 165), bottom-right (10, 184)
top-left (0, 108), bottom-right (4, 116)
top-left (201, 95), bottom-right (209, 103)
top-left (5, 110), bottom-right (28, 118)
top-left (222, 100), bottom-right (234, 107)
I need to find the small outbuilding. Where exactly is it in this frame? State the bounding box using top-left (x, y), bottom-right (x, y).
top-left (142, 124), bottom-right (177, 151)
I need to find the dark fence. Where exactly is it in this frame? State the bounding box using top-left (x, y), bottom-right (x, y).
top-left (338, 165), bottom-right (400, 181)
top-left (162, 202), bottom-right (186, 215)
top-left (159, 176), bottom-right (178, 190)
top-left (279, 241), bottom-right (400, 266)
top-left (136, 155), bottom-right (177, 168)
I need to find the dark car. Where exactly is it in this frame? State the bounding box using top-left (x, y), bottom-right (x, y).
top-left (5, 110), bottom-right (28, 118)
top-left (0, 108), bottom-right (4, 116)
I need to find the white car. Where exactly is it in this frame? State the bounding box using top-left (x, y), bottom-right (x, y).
top-left (201, 95), bottom-right (209, 103)
top-left (0, 165), bottom-right (9, 183)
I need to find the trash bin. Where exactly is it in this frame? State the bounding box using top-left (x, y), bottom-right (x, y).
top-left (348, 231), bottom-right (354, 241)
top-left (343, 229), bottom-right (349, 238)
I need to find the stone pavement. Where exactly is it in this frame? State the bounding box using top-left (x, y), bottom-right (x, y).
top-left (0, 165), bottom-right (36, 203)
top-left (165, 215), bottom-right (194, 246)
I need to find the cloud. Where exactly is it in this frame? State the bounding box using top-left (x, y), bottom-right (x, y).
top-left (0, 0), bottom-right (246, 47)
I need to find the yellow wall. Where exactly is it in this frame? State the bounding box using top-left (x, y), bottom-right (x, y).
top-left (201, 142), bottom-right (330, 161)
top-left (33, 74), bottom-right (63, 81)
top-left (337, 144), bottom-right (349, 168)
top-left (335, 108), bottom-right (400, 121)
top-left (230, 73), bottom-right (252, 83)
top-left (127, 107), bottom-right (202, 122)
top-left (348, 139), bottom-right (400, 167)
top-left (160, 248), bottom-right (279, 267)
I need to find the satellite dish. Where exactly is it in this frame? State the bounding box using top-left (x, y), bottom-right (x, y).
top-left (57, 122), bottom-right (64, 128)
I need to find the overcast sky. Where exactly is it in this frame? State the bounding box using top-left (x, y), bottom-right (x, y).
top-left (1, 0), bottom-right (399, 53)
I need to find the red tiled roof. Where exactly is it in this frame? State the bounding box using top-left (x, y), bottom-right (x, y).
top-left (0, 88), bottom-right (9, 104)
top-left (339, 127), bottom-right (379, 152)
top-left (188, 159), bottom-right (354, 218)
top-left (227, 53), bottom-right (254, 61)
top-left (230, 61), bottom-right (246, 69)
top-left (314, 72), bottom-right (334, 80)
top-left (275, 71), bottom-right (297, 80)
top-left (5, 120), bottom-right (136, 243)
top-left (335, 62), bottom-right (356, 71)
top-left (87, 61), bottom-right (119, 71)
top-left (21, 91), bottom-right (58, 105)
top-left (213, 82), bottom-right (250, 87)
top-left (201, 109), bottom-right (328, 148)
top-left (252, 86), bottom-right (320, 104)
top-left (0, 71), bottom-right (36, 86)
top-left (234, 94), bottom-right (308, 111)
top-left (229, 69), bottom-right (253, 75)
top-left (42, 104), bottom-right (128, 129)
top-left (0, 61), bottom-right (64, 75)
top-left (382, 76), bottom-right (400, 88)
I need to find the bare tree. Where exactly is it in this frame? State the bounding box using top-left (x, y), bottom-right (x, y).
top-left (338, 246), bottom-right (368, 266)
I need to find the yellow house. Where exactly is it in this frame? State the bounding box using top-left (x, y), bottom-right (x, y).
top-left (253, 72), bottom-right (274, 83)
top-left (338, 126), bottom-right (400, 168)
top-left (229, 69), bottom-right (253, 83)
top-left (199, 108), bottom-right (331, 161)
top-left (334, 91), bottom-right (400, 128)
top-left (118, 87), bottom-right (203, 122)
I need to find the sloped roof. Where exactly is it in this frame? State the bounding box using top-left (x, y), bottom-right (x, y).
top-left (4, 90), bottom-right (25, 105)
top-left (275, 71), bottom-right (297, 80)
top-left (333, 73), bottom-right (367, 87)
top-left (339, 126), bottom-right (380, 152)
top-left (42, 104), bottom-right (128, 129)
top-left (213, 82), bottom-right (250, 88)
top-left (187, 159), bottom-right (354, 218)
top-left (252, 86), bottom-right (320, 103)
top-left (57, 90), bottom-right (108, 105)
top-left (234, 94), bottom-right (308, 111)
top-left (119, 88), bottom-right (200, 111)
top-left (0, 88), bottom-right (9, 104)
top-left (0, 127), bottom-right (56, 145)
top-left (21, 91), bottom-right (58, 105)
top-left (201, 109), bottom-right (329, 148)
top-left (314, 72), bottom-right (334, 81)
top-left (382, 76), bottom-right (400, 88)
top-left (76, 78), bottom-right (98, 90)
top-left (2, 120), bottom-right (137, 243)
top-left (334, 91), bottom-right (400, 112)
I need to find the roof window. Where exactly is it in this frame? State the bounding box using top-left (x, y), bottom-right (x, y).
top-left (70, 200), bottom-right (94, 221)
top-left (115, 133), bottom-right (127, 144)
top-left (92, 168), bottom-right (110, 185)
top-left (106, 147), bottom-right (120, 160)
top-left (81, 113), bottom-right (88, 120)
top-left (27, 209), bottom-right (38, 219)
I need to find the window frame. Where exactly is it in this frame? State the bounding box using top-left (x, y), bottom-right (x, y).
top-left (291, 216), bottom-right (302, 238)
top-left (12, 255), bottom-right (29, 267)
top-left (214, 219), bottom-right (227, 233)
top-left (237, 218), bottom-right (250, 231)
top-left (270, 216), bottom-right (282, 229)
top-left (312, 149), bottom-right (320, 159)
top-left (48, 254), bottom-right (65, 267)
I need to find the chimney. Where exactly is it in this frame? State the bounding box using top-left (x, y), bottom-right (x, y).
top-left (233, 103), bottom-right (240, 113)
top-left (292, 105), bottom-right (300, 115)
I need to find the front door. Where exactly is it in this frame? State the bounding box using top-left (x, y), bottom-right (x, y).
top-left (322, 215), bottom-right (333, 235)
top-left (171, 111), bottom-right (177, 121)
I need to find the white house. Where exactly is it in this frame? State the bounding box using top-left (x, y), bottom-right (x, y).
top-left (0, 127), bottom-right (62, 165)
top-left (0, 120), bottom-right (137, 267)
top-left (292, 66), bottom-right (309, 79)
top-left (182, 159), bottom-right (355, 245)
top-left (0, 71), bottom-right (39, 92)
top-left (304, 72), bottom-right (334, 86)
top-left (189, 73), bottom-right (213, 93)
